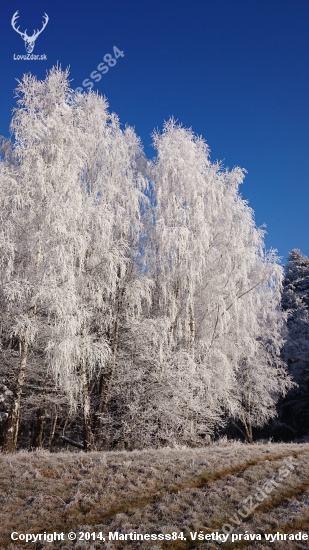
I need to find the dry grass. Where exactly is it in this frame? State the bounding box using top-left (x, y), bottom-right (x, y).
top-left (1, 441), bottom-right (309, 550)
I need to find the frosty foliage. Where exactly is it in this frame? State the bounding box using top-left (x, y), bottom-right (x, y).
top-left (0, 68), bottom-right (292, 450)
top-left (281, 249), bottom-right (309, 434)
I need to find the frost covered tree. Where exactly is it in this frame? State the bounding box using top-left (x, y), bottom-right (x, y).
top-left (281, 249), bottom-right (309, 435)
top-left (0, 67), bottom-right (292, 451)
top-left (61, 91), bottom-right (148, 449)
top-left (138, 120), bottom-right (291, 444)
top-left (0, 68), bottom-right (148, 451)
top-left (0, 68), bottom-right (88, 451)
top-left (228, 269), bottom-right (293, 442)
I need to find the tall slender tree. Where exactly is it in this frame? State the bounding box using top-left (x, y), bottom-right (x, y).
top-left (0, 68), bottom-right (86, 451)
top-left (137, 120), bottom-right (292, 444)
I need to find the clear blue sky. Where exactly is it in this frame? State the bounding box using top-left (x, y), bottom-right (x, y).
top-left (1, 0), bottom-right (308, 261)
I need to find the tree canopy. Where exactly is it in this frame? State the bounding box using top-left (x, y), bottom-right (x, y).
top-left (0, 68), bottom-right (293, 451)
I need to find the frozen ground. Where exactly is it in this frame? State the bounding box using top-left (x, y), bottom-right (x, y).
top-left (1, 441), bottom-right (309, 549)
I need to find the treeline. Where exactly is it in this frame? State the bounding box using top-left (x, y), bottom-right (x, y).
top-left (0, 68), bottom-right (307, 452)
top-left (278, 249), bottom-right (309, 439)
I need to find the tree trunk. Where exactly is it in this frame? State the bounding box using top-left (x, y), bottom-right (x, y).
top-left (81, 358), bottom-right (92, 452)
top-left (48, 406), bottom-right (58, 450)
top-left (244, 364), bottom-right (253, 443)
top-left (243, 417), bottom-right (253, 443)
top-left (60, 435), bottom-right (84, 449)
top-left (189, 304), bottom-right (195, 357)
top-left (99, 316), bottom-right (119, 415)
top-left (95, 279), bottom-right (123, 444)
top-left (31, 408), bottom-right (45, 449)
top-left (5, 342), bottom-right (29, 452)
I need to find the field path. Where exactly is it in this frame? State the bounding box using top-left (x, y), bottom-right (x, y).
top-left (1, 442), bottom-right (309, 549)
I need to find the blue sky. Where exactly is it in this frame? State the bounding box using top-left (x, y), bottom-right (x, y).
top-left (1, 0), bottom-right (308, 261)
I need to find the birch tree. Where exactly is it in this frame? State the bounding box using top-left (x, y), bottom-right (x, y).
top-left (0, 68), bottom-right (292, 450)
top-left (0, 68), bottom-right (87, 451)
top-left (63, 90), bottom-right (148, 449)
top-left (142, 120), bottom-right (292, 444)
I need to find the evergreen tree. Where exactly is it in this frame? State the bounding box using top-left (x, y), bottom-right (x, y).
top-left (281, 249), bottom-right (309, 436)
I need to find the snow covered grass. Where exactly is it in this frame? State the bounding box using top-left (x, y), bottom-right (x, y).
top-left (1, 441), bottom-right (309, 549)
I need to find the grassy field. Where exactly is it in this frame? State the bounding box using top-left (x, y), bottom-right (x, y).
top-left (1, 441), bottom-right (309, 549)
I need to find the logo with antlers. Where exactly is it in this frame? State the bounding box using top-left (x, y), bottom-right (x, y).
top-left (11, 11), bottom-right (49, 54)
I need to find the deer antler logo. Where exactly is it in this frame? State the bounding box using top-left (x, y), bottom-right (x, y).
top-left (11, 11), bottom-right (49, 54)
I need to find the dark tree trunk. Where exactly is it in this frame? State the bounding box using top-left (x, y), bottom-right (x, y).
top-left (5, 342), bottom-right (29, 452)
top-left (31, 408), bottom-right (45, 449)
top-left (81, 358), bottom-right (92, 452)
